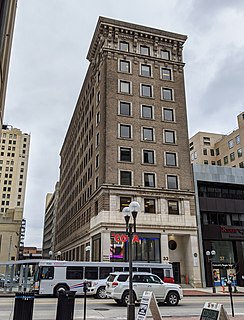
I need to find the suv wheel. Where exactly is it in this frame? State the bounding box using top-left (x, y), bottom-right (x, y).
top-left (121, 291), bottom-right (136, 306)
top-left (166, 291), bottom-right (179, 306)
top-left (95, 286), bottom-right (107, 299)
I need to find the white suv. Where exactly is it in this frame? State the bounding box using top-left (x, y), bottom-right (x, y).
top-left (106, 272), bottom-right (183, 306)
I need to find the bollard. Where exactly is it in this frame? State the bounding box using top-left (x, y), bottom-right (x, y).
top-left (56, 290), bottom-right (76, 320)
top-left (13, 292), bottom-right (35, 320)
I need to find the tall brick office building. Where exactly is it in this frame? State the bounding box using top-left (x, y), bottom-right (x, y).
top-left (55, 17), bottom-right (201, 286)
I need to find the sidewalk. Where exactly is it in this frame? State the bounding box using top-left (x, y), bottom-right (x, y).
top-left (183, 285), bottom-right (244, 296)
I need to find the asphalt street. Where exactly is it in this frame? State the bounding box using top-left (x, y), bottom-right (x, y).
top-left (0, 296), bottom-right (244, 319)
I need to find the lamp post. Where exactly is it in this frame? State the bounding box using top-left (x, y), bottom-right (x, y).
top-left (206, 249), bottom-right (216, 293)
top-left (122, 201), bottom-right (140, 320)
top-left (48, 250), bottom-right (53, 259)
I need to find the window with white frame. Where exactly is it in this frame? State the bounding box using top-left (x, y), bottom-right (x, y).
top-left (119, 41), bottom-right (129, 52)
top-left (143, 127), bottom-right (154, 141)
top-left (141, 84), bottom-right (153, 97)
top-left (228, 139), bottom-right (234, 149)
top-left (120, 170), bottom-right (132, 186)
top-left (167, 175), bottom-right (178, 189)
top-left (237, 148), bottom-right (242, 158)
top-left (161, 68), bottom-right (172, 81)
top-left (119, 60), bottom-right (131, 73)
top-left (119, 101), bottom-right (131, 116)
top-left (143, 150), bottom-right (155, 164)
top-left (140, 45), bottom-right (150, 56)
top-left (119, 80), bottom-right (131, 94)
top-left (230, 152), bottom-right (235, 162)
top-left (140, 64), bottom-right (152, 77)
top-left (164, 130), bottom-right (176, 144)
top-left (144, 172), bottom-right (155, 187)
top-left (162, 88), bottom-right (173, 101)
top-left (165, 152), bottom-right (177, 166)
top-left (236, 135), bottom-right (240, 144)
top-left (141, 105), bottom-right (153, 119)
top-left (163, 108), bottom-right (174, 121)
top-left (168, 200), bottom-right (179, 215)
top-left (119, 124), bottom-right (132, 139)
top-left (161, 50), bottom-right (170, 60)
top-left (120, 147), bottom-right (132, 162)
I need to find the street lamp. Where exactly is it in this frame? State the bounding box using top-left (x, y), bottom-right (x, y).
top-left (206, 249), bottom-right (216, 293)
top-left (122, 201), bottom-right (140, 320)
top-left (48, 251), bottom-right (53, 259)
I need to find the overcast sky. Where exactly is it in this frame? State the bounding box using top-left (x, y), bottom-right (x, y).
top-left (4, 0), bottom-right (244, 247)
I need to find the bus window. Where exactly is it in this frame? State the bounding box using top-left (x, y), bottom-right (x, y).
top-left (85, 267), bottom-right (98, 280)
top-left (138, 267), bottom-right (150, 273)
top-left (66, 267), bottom-right (83, 279)
top-left (40, 267), bottom-right (54, 280)
top-left (99, 267), bottom-right (112, 279)
top-left (124, 267), bottom-right (138, 272)
top-left (114, 267), bottom-right (123, 272)
top-left (152, 268), bottom-right (164, 280)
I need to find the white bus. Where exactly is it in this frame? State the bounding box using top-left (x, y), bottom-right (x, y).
top-left (33, 260), bottom-right (174, 297)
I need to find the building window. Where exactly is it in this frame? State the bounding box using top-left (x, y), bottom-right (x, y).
top-left (228, 139), bottom-right (234, 149)
top-left (239, 162), bottom-right (244, 168)
top-left (144, 199), bottom-right (156, 213)
top-left (120, 147), bottom-right (132, 162)
top-left (119, 101), bottom-right (131, 116)
top-left (161, 68), bottom-right (172, 81)
top-left (204, 160), bottom-right (209, 164)
top-left (141, 105), bottom-right (153, 119)
top-left (162, 88), bottom-right (173, 101)
top-left (165, 152), bottom-right (177, 166)
top-left (144, 173), bottom-right (155, 187)
top-left (161, 50), bottom-right (170, 60)
top-left (96, 132), bottom-right (100, 147)
top-left (230, 152), bottom-right (235, 162)
top-left (95, 154), bottom-right (99, 168)
top-left (119, 60), bottom-right (130, 73)
top-left (120, 124), bottom-right (132, 139)
top-left (143, 150), bottom-right (155, 164)
top-left (211, 161), bottom-right (216, 165)
top-left (120, 171), bottom-right (132, 186)
top-left (216, 148), bottom-right (220, 156)
top-left (236, 135), bottom-right (240, 144)
top-left (210, 149), bottom-right (215, 156)
top-left (119, 41), bottom-right (129, 52)
top-left (141, 84), bottom-right (153, 98)
top-left (96, 91), bottom-right (100, 105)
top-left (140, 45), bottom-right (150, 56)
top-left (223, 156), bottom-right (228, 165)
top-left (140, 64), bottom-right (151, 77)
top-left (96, 112), bottom-right (100, 125)
top-left (120, 196), bottom-right (132, 211)
top-left (237, 148), bottom-right (242, 158)
top-left (168, 200), bottom-right (179, 215)
top-left (217, 160), bottom-right (221, 166)
top-left (167, 175), bottom-right (178, 189)
top-left (119, 80), bottom-right (131, 94)
top-left (203, 149), bottom-right (207, 155)
top-left (163, 108), bottom-right (174, 122)
top-left (143, 127), bottom-right (154, 141)
top-left (164, 130), bottom-right (176, 144)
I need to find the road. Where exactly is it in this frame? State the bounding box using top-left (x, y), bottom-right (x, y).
top-left (0, 296), bottom-right (244, 319)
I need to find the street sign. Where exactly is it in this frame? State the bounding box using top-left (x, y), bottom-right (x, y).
top-left (200, 302), bottom-right (229, 320)
top-left (136, 291), bottom-right (161, 320)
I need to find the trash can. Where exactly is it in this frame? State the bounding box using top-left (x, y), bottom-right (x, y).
top-left (13, 292), bottom-right (35, 320)
top-left (56, 290), bottom-right (76, 320)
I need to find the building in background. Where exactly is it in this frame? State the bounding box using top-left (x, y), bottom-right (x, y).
top-left (23, 246), bottom-right (42, 259)
top-left (193, 164), bottom-right (244, 288)
top-left (0, 0), bottom-right (18, 127)
top-left (42, 182), bottom-right (59, 259)
top-left (0, 125), bottom-right (30, 261)
top-left (189, 112), bottom-right (244, 168)
top-left (55, 17), bottom-right (201, 286)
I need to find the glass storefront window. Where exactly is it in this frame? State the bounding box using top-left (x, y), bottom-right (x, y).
top-left (110, 232), bottom-right (160, 262)
top-left (211, 241), bottom-right (234, 263)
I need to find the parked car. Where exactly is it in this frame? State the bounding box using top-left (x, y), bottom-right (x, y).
top-left (89, 277), bottom-right (108, 299)
top-left (106, 272), bottom-right (183, 306)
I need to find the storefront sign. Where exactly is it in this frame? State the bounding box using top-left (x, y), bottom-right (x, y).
top-left (136, 291), bottom-right (161, 320)
top-left (111, 233), bottom-right (140, 243)
top-left (220, 226), bottom-right (244, 239)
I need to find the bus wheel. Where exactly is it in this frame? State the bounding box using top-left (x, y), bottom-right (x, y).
top-left (54, 284), bottom-right (68, 297)
top-left (95, 286), bottom-right (107, 299)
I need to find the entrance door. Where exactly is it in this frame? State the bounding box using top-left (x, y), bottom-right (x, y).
top-left (172, 262), bottom-right (181, 284)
